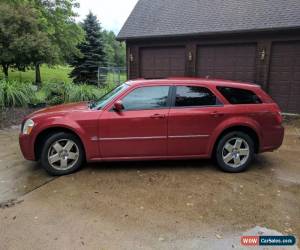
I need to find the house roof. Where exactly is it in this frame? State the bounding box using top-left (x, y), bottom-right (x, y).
top-left (117, 0), bottom-right (300, 40)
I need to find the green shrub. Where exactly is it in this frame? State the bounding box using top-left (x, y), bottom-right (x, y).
top-left (42, 81), bottom-right (71, 105)
top-left (0, 78), bottom-right (119, 108)
top-left (0, 79), bottom-right (34, 107)
top-left (42, 81), bottom-right (109, 104)
top-left (68, 84), bottom-right (103, 102)
top-left (0, 81), bottom-right (4, 107)
top-left (29, 89), bottom-right (47, 105)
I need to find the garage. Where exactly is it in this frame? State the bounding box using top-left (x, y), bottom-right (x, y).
top-left (139, 47), bottom-right (185, 78)
top-left (196, 44), bottom-right (257, 83)
top-left (268, 41), bottom-right (300, 114)
top-left (119, 0), bottom-right (300, 113)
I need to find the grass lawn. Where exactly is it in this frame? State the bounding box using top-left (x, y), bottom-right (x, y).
top-left (0, 65), bottom-right (127, 85)
top-left (0, 65), bottom-right (73, 83)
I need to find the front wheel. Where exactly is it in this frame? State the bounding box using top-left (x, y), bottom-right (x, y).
top-left (40, 132), bottom-right (85, 176)
top-left (215, 131), bottom-right (254, 173)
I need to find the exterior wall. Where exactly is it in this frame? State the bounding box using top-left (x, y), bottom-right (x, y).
top-left (125, 30), bottom-right (300, 92)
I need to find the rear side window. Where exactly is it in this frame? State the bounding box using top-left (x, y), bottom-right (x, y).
top-left (217, 86), bottom-right (262, 104)
top-left (175, 86), bottom-right (219, 107)
top-left (122, 86), bottom-right (170, 110)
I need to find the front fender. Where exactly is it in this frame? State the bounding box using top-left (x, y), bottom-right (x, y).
top-left (31, 116), bottom-right (96, 160)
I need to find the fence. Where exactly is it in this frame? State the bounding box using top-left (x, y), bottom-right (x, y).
top-left (97, 66), bottom-right (127, 87)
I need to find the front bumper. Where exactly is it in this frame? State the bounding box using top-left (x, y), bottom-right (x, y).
top-left (19, 134), bottom-right (35, 161)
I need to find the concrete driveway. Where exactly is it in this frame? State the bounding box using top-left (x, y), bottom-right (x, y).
top-left (0, 121), bottom-right (299, 250)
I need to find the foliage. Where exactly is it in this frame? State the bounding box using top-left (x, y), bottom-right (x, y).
top-left (0, 0), bottom-right (83, 83)
top-left (0, 65), bottom-right (126, 85)
top-left (0, 65), bottom-right (72, 83)
top-left (102, 30), bottom-right (126, 67)
top-left (0, 81), bottom-right (4, 107)
top-left (0, 2), bottom-right (52, 77)
top-left (70, 12), bottom-right (107, 85)
top-left (68, 84), bottom-right (103, 102)
top-left (42, 81), bottom-right (72, 105)
top-left (42, 81), bottom-right (109, 105)
top-left (32, 0), bottom-right (84, 63)
top-left (0, 80), bottom-right (34, 107)
top-left (0, 76), bottom-right (117, 107)
top-left (29, 88), bottom-right (47, 105)
top-left (0, 1), bottom-right (124, 83)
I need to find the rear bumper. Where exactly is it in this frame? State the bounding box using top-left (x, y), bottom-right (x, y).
top-left (19, 134), bottom-right (35, 161)
top-left (260, 125), bottom-right (284, 152)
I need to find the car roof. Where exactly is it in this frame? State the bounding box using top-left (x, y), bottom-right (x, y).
top-left (126, 77), bottom-right (261, 89)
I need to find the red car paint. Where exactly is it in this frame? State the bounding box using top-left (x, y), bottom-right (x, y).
top-left (19, 78), bottom-right (284, 162)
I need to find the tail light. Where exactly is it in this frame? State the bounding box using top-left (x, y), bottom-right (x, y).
top-left (274, 111), bottom-right (283, 124)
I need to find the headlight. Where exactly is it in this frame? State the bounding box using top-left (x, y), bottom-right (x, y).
top-left (22, 119), bottom-right (35, 135)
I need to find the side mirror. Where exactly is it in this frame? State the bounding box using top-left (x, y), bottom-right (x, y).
top-left (113, 100), bottom-right (124, 112)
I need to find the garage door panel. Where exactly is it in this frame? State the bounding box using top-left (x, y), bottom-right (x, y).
top-left (196, 44), bottom-right (256, 83)
top-left (140, 47), bottom-right (185, 78)
top-left (295, 59), bottom-right (300, 66)
top-left (269, 41), bottom-right (300, 113)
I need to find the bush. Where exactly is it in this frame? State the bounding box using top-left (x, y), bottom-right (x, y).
top-left (0, 79), bottom-right (116, 108)
top-left (68, 84), bottom-right (103, 102)
top-left (42, 81), bottom-right (71, 105)
top-left (42, 81), bottom-right (108, 104)
top-left (0, 81), bottom-right (4, 107)
top-left (0, 79), bottom-right (34, 107)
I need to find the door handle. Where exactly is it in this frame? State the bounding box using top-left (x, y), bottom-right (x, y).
top-left (150, 114), bottom-right (166, 119)
top-left (210, 111), bottom-right (224, 118)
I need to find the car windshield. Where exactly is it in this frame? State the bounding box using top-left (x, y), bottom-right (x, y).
top-left (90, 83), bottom-right (130, 110)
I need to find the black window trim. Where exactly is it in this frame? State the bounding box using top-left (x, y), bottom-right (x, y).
top-left (110, 85), bottom-right (173, 112)
top-left (170, 85), bottom-right (224, 109)
top-left (216, 86), bottom-right (262, 105)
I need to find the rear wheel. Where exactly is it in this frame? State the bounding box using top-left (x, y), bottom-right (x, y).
top-left (40, 132), bottom-right (84, 176)
top-left (215, 131), bottom-right (254, 172)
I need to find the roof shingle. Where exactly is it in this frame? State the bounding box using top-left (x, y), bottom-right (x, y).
top-left (117, 0), bottom-right (300, 40)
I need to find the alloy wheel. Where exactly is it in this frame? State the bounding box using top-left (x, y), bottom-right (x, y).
top-left (47, 139), bottom-right (79, 171)
top-left (222, 137), bottom-right (250, 168)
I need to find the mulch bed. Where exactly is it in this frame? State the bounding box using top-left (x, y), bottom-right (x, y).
top-left (283, 114), bottom-right (300, 128)
top-left (0, 107), bottom-right (39, 129)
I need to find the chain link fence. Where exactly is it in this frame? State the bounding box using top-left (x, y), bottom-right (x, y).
top-left (97, 66), bottom-right (127, 87)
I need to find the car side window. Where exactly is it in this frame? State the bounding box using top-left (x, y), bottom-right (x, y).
top-left (217, 86), bottom-right (262, 104)
top-left (175, 86), bottom-right (219, 107)
top-left (122, 86), bottom-right (170, 110)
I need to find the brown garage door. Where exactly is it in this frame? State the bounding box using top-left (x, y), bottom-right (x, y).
top-left (140, 47), bottom-right (185, 78)
top-left (196, 44), bottom-right (257, 83)
top-left (269, 41), bottom-right (300, 113)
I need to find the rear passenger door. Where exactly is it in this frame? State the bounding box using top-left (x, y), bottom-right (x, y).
top-left (168, 85), bottom-right (224, 156)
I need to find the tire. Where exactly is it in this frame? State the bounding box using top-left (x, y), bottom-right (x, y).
top-left (215, 131), bottom-right (254, 173)
top-left (40, 132), bottom-right (85, 176)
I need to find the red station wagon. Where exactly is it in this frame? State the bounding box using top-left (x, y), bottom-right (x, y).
top-left (19, 78), bottom-right (284, 175)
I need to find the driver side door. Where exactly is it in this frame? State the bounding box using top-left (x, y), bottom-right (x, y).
top-left (98, 85), bottom-right (171, 159)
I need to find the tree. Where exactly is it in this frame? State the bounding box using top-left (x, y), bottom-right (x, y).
top-left (31, 0), bottom-right (84, 85)
top-left (0, 2), bottom-right (54, 80)
top-left (70, 12), bottom-right (107, 85)
top-left (0, 3), bottom-right (28, 78)
top-left (0, 0), bottom-right (83, 85)
top-left (102, 30), bottom-right (126, 67)
top-left (0, 2), bottom-right (13, 78)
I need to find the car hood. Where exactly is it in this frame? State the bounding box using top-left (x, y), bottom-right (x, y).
top-left (28, 102), bottom-right (89, 119)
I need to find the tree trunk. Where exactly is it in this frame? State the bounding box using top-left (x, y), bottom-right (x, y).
top-left (35, 63), bottom-right (41, 86)
top-left (2, 64), bottom-right (9, 79)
